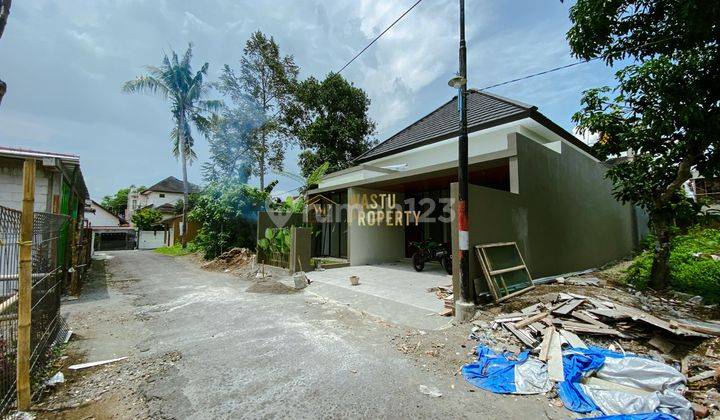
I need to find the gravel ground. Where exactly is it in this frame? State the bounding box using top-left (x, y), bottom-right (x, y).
top-left (27, 250), bottom-right (569, 419)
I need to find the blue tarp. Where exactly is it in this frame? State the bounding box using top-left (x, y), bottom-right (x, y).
top-left (463, 345), bottom-right (690, 420)
top-left (558, 346), bottom-right (627, 413)
top-left (461, 346), bottom-right (531, 394)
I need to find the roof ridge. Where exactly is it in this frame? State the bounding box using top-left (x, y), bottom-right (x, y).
top-left (469, 89), bottom-right (536, 110)
top-left (355, 95), bottom-right (458, 161)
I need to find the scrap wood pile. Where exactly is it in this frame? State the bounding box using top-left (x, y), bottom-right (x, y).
top-left (428, 284), bottom-right (454, 316)
top-left (200, 247), bottom-right (255, 272)
top-left (466, 276), bottom-right (720, 418)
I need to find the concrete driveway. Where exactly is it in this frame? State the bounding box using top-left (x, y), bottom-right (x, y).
top-left (307, 262), bottom-right (452, 330)
top-left (49, 250), bottom-right (565, 419)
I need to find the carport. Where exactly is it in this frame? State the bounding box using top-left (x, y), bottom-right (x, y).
top-left (305, 261), bottom-right (452, 330)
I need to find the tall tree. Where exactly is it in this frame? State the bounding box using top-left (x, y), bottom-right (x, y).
top-left (282, 72), bottom-right (376, 177)
top-left (0, 0), bottom-right (12, 106)
top-left (202, 109), bottom-right (258, 183)
top-left (217, 31), bottom-right (298, 189)
top-left (122, 44), bottom-right (221, 247)
top-left (568, 0), bottom-right (720, 289)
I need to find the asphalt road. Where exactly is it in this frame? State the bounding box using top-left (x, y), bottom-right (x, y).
top-left (58, 250), bottom-right (566, 419)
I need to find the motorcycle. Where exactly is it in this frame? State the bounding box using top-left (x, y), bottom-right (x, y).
top-left (410, 240), bottom-right (452, 275)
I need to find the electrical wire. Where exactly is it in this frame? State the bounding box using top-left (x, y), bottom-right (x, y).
top-left (337, 0), bottom-right (423, 74)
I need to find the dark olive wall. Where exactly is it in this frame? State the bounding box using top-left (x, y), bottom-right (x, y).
top-left (452, 132), bottom-right (644, 295)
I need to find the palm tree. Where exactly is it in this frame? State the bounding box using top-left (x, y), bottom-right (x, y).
top-left (122, 43), bottom-right (221, 247)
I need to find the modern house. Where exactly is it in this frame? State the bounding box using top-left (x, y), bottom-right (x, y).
top-left (307, 91), bottom-right (646, 297)
top-left (125, 176), bottom-right (200, 224)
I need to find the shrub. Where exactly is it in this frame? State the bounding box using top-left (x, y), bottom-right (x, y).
top-left (626, 228), bottom-right (720, 302)
top-left (189, 181), bottom-right (268, 259)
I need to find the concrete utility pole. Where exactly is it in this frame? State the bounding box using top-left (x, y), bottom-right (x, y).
top-left (451, 0), bottom-right (474, 322)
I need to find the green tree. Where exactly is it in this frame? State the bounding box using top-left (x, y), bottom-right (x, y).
top-left (131, 208), bottom-right (163, 230)
top-left (283, 72), bottom-right (376, 178)
top-left (122, 43), bottom-right (221, 247)
top-left (567, 0), bottom-right (720, 289)
top-left (201, 109), bottom-right (258, 183)
top-left (217, 31), bottom-right (298, 190)
top-left (189, 180), bottom-right (269, 259)
top-left (101, 185), bottom-right (145, 216)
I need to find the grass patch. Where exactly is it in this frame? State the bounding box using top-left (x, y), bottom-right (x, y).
top-left (154, 243), bottom-right (198, 256)
top-left (626, 227), bottom-right (720, 302)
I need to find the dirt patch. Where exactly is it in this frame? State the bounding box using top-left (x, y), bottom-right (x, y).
top-left (246, 279), bottom-right (299, 295)
top-left (200, 248), bottom-right (254, 274)
top-left (33, 350), bottom-right (182, 419)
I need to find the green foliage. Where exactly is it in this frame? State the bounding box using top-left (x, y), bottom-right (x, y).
top-left (155, 243), bottom-right (199, 256)
top-left (217, 31), bottom-right (298, 189)
top-left (131, 208), bottom-right (163, 230)
top-left (626, 228), bottom-right (720, 302)
top-left (174, 192), bottom-right (201, 215)
top-left (567, 0), bottom-right (720, 289)
top-left (269, 196), bottom-right (305, 213)
top-left (101, 185), bottom-right (143, 216)
top-left (282, 72), bottom-right (377, 178)
top-left (257, 227), bottom-right (291, 255)
top-left (189, 180), bottom-right (268, 259)
top-left (202, 110), bottom-right (257, 183)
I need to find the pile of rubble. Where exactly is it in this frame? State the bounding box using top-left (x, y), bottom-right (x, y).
top-left (466, 275), bottom-right (720, 417)
top-left (200, 248), bottom-right (255, 272)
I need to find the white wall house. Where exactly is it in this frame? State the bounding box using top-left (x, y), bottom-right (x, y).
top-left (126, 176), bottom-right (199, 225)
top-left (85, 200), bottom-right (122, 228)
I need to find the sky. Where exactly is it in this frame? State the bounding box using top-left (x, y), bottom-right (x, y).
top-left (0, 0), bottom-right (621, 200)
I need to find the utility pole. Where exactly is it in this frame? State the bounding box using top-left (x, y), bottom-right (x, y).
top-left (449, 0), bottom-right (474, 322)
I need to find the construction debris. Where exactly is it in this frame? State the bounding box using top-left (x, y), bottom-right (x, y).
top-left (68, 357), bottom-right (128, 370)
top-left (462, 276), bottom-right (720, 417)
top-left (201, 248), bottom-right (254, 272)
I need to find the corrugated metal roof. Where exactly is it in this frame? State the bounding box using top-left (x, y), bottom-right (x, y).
top-left (356, 90), bottom-right (535, 163)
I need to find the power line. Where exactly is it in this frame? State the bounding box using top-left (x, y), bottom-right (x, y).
top-left (337, 0), bottom-right (423, 74)
top-left (478, 37), bottom-right (677, 92)
top-left (478, 59), bottom-right (598, 91)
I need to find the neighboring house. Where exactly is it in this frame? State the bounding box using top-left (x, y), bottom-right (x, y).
top-left (84, 200), bottom-right (135, 251)
top-left (0, 146), bottom-right (90, 283)
top-left (85, 200), bottom-right (123, 228)
top-left (125, 176), bottom-right (200, 224)
top-left (0, 146), bottom-right (88, 214)
top-left (307, 90), bottom-right (646, 292)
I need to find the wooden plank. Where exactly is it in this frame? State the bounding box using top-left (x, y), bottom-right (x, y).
top-left (558, 329), bottom-right (587, 349)
top-left (539, 326), bottom-right (555, 361)
top-left (515, 311), bottom-right (550, 329)
top-left (586, 308), bottom-right (628, 320)
top-left (615, 304), bottom-right (710, 338)
top-left (553, 298), bottom-right (585, 316)
top-left (547, 328), bottom-right (564, 382)
top-left (16, 158), bottom-right (35, 411)
top-left (560, 321), bottom-right (625, 337)
top-left (573, 310), bottom-right (611, 329)
top-left (496, 285), bottom-right (535, 303)
top-left (505, 323), bottom-right (537, 348)
top-left (489, 265), bottom-right (526, 276)
top-left (476, 242), bottom-right (517, 248)
top-left (688, 369), bottom-right (719, 383)
top-left (521, 303), bottom-right (543, 315)
top-left (648, 335), bottom-right (675, 354)
top-left (475, 246), bottom-right (500, 301)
